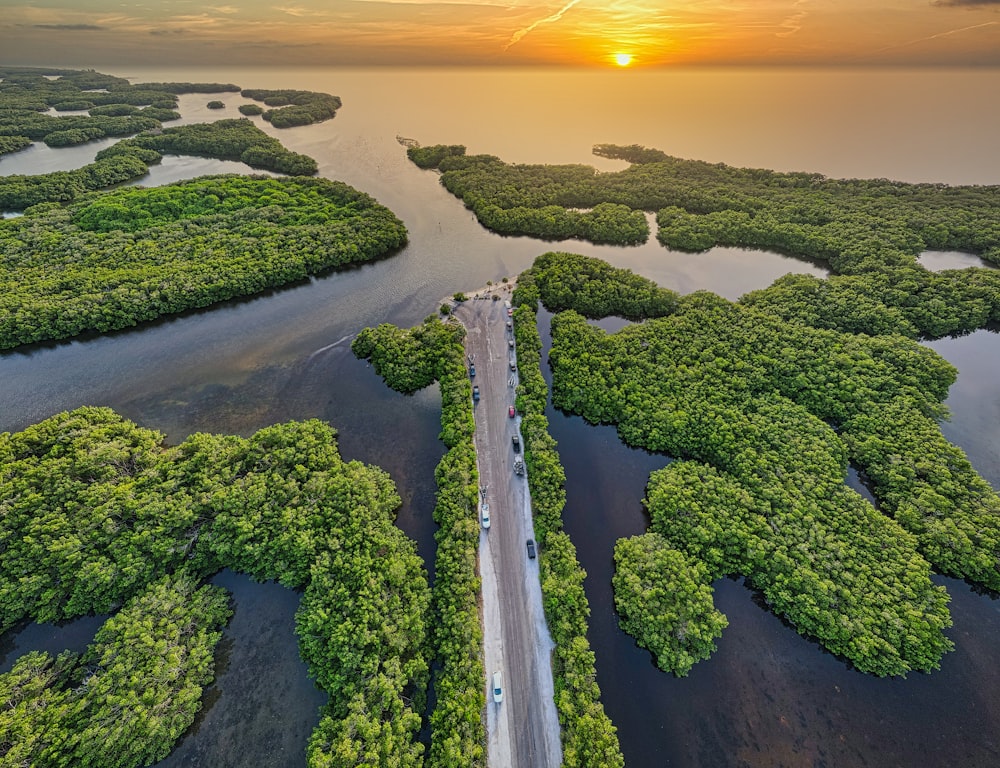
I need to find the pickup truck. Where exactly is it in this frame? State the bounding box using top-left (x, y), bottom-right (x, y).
top-left (526, 539), bottom-right (536, 559)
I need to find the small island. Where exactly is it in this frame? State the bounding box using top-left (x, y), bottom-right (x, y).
top-left (0, 174), bottom-right (407, 349)
top-left (0, 408), bottom-right (430, 767)
top-left (410, 142), bottom-right (1000, 339)
top-left (514, 251), bottom-right (1000, 677)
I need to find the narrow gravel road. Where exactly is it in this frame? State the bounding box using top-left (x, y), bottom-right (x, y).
top-left (455, 289), bottom-right (562, 768)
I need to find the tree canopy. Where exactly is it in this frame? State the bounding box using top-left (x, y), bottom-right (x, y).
top-left (0, 68), bottom-right (325, 211)
top-left (354, 318), bottom-right (488, 767)
top-left (103, 118), bottom-right (319, 176)
top-left (0, 174), bottom-right (407, 350)
top-left (411, 143), bottom-right (1000, 338)
top-left (0, 407), bottom-right (431, 767)
top-left (520, 251), bottom-right (1000, 677)
top-left (239, 88), bottom-right (341, 128)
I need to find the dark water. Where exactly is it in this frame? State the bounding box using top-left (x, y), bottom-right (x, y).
top-left (541, 310), bottom-right (1000, 768)
top-left (0, 614), bottom-right (109, 674)
top-left (155, 571), bottom-right (328, 768)
top-left (3, 66), bottom-right (1000, 766)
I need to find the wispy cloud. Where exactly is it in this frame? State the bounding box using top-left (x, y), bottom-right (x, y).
top-left (504, 0), bottom-right (582, 52)
top-left (776, 0), bottom-right (809, 38)
top-left (31, 23), bottom-right (105, 30)
top-left (866, 19), bottom-right (1000, 56)
top-left (274, 5), bottom-right (328, 17)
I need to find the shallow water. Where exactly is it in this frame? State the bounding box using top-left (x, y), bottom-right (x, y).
top-left (154, 571), bottom-right (328, 768)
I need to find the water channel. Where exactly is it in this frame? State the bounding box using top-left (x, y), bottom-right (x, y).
top-left (2, 65), bottom-right (999, 766)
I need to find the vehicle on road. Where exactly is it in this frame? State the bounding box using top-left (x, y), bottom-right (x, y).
top-left (513, 456), bottom-right (525, 475)
top-left (526, 539), bottom-right (536, 559)
top-left (512, 434), bottom-right (520, 452)
top-left (492, 671), bottom-right (503, 704)
top-left (508, 405), bottom-right (515, 418)
top-left (506, 319), bottom-right (512, 330)
top-left (473, 385), bottom-right (480, 401)
top-left (509, 358), bottom-right (516, 371)
top-left (469, 364), bottom-right (475, 378)
top-left (508, 339), bottom-right (514, 349)
top-left (481, 502), bottom-right (491, 529)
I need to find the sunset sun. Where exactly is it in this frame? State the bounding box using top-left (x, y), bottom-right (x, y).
top-left (613, 52), bottom-right (633, 67)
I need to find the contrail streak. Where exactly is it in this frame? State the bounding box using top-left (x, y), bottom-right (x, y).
top-left (868, 20), bottom-right (999, 55)
top-left (504, 0), bottom-right (583, 52)
top-left (777, 0), bottom-right (809, 39)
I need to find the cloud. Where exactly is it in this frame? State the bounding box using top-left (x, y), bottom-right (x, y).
top-left (932, 0), bottom-right (1000, 6)
top-left (504, 0), bottom-right (582, 52)
top-left (31, 23), bottom-right (105, 31)
top-left (777, 0), bottom-right (809, 38)
top-left (863, 19), bottom-right (1000, 58)
top-left (274, 5), bottom-right (327, 17)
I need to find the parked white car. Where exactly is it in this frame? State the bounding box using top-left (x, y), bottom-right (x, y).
top-left (492, 670), bottom-right (503, 704)
top-left (481, 502), bottom-right (491, 529)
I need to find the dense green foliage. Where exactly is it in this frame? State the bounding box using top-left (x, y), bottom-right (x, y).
top-left (550, 313), bottom-right (955, 676)
top-left (613, 532), bottom-right (728, 677)
top-left (51, 100), bottom-right (96, 112)
top-left (188, 419), bottom-right (432, 768)
top-left (206, 100), bottom-right (225, 110)
top-left (0, 408), bottom-right (190, 631)
top-left (0, 155), bottom-right (150, 210)
top-left (353, 318), bottom-right (487, 767)
top-left (406, 144), bottom-right (467, 170)
top-left (507, 295), bottom-right (626, 767)
top-left (0, 112), bottom-right (161, 145)
top-left (740, 266), bottom-right (1000, 339)
top-left (411, 143), bottom-right (1000, 337)
top-left (0, 135), bottom-right (32, 155)
top-left (130, 82), bottom-right (241, 95)
top-left (518, 251), bottom-right (1000, 676)
top-left (516, 251), bottom-right (678, 320)
top-left (409, 145), bottom-right (648, 244)
top-left (0, 68), bottom-right (192, 154)
top-left (843, 401), bottom-right (1000, 591)
top-left (105, 118), bottom-right (319, 176)
top-left (240, 88), bottom-right (341, 128)
top-left (0, 68), bottom-right (323, 212)
top-left (414, 141), bottom-right (1000, 266)
top-left (0, 174), bottom-right (407, 349)
top-left (238, 103), bottom-right (265, 116)
top-left (0, 408), bottom-right (431, 766)
top-left (0, 573), bottom-right (231, 768)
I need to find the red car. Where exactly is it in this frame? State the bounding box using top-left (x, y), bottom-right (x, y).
top-left (508, 405), bottom-right (515, 418)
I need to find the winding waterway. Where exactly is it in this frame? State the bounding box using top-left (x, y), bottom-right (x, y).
top-left (2, 65), bottom-right (999, 766)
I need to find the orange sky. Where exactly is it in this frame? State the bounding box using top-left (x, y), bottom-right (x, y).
top-left (1, 1), bottom-right (998, 67)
